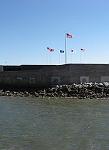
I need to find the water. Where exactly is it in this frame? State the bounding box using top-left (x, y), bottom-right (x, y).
top-left (0, 97), bottom-right (109, 150)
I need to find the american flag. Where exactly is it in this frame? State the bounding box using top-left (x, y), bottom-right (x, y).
top-left (47, 47), bottom-right (54, 52)
top-left (66, 33), bottom-right (72, 38)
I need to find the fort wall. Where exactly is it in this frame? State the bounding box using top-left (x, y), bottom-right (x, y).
top-left (0, 64), bottom-right (109, 89)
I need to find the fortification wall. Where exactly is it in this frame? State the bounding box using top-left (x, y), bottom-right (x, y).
top-left (0, 64), bottom-right (109, 89)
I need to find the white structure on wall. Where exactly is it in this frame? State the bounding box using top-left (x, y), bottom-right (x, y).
top-left (80, 76), bottom-right (89, 83)
top-left (101, 76), bottom-right (109, 82)
top-left (0, 66), bottom-right (3, 72)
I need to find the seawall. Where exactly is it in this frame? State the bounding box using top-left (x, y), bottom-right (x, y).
top-left (0, 64), bottom-right (109, 89)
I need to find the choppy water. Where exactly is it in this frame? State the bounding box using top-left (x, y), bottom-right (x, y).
top-left (0, 97), bottom-right (109, 150)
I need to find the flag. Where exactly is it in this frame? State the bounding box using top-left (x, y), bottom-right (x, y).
top-left (81, 48), bottom-right (86, 51)
top-left (60, 50), bottom-right (64, 53)
top-left (47, 47), bottom-right (54, 52)
top-left (66, 33), bottom-right (72, 38)
top-left (71, 49), bottom-right (74, 52)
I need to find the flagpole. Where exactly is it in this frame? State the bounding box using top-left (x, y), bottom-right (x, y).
top-left (65, 33), bottom-right (67, 64)
top-left (59, 51), bottom-right (61, 64)
top-left (80, 51), bottom-right (82, 64)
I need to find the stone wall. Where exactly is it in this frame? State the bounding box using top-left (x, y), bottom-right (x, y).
top-left (0, 64), bottom-right (109, 89)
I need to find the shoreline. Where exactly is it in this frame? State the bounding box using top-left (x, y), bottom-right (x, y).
top-left (1, 82), bottom-right (109, 99)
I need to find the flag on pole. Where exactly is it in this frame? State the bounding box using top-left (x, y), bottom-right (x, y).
top-left (65, 32), bottom-right (73, 64)
top-left (66, 33), bottom-right (73, 38)
top-left (60, 50), bottom-right (64, 53)
top-left (81, 48), bottom-right (86, 51)
top-left (71, 49), bottom-right (74, 52)
top-left (47, 47), bottom-right (54, 52)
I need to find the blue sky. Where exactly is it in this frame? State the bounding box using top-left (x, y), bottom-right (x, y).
top-left (0, 0), bottom-right (109, 65)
